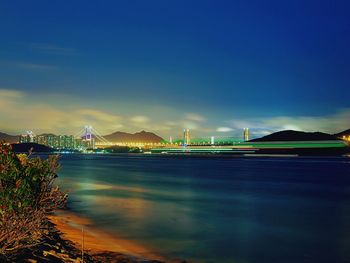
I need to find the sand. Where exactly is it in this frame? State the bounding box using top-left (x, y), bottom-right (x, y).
top-left (49, 210), bottom-right (167, 262)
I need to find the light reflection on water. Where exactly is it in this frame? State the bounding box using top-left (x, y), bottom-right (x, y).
top-left (56, 154), bottom-right (350, 263)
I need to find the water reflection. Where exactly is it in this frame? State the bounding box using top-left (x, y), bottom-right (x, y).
top-left (57, 155), bottom-right (350, 263)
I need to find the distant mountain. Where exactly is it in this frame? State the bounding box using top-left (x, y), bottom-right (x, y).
top-left (334, 129), bottom-right (350, 138)
top-left (0, 132), bottom-right (18, 143)
top-left (38, 133), bottom-right (56, 137)
top-left (250, 130), bottom-right (338, 142)
top-left (11, 143), bottom-right (54, 153)
top-left (104, 130), bottom-right (164, 143)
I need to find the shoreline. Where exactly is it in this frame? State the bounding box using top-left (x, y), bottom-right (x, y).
top-left (49, 209), bottom-right (172, 262)
top-left (32, 150), bottom-right (350, 158)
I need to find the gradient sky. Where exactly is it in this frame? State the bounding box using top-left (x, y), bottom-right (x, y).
top-left (0, 0), bottom-right (349, 139)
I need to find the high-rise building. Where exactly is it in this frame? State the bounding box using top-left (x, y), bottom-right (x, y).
top-left (37, 134), bottom-right (56, 147)
top-left (19, 131), bottom-right (36, 143)
top-left (183, 129), bottom-right (190, 146)
top-left (19, 135), bottom-right (28, 143)
top-left (243, 128), bottom-right (249, 141)
top-left (211, 136), bottom-right (215, 145)
top-left (75, 138), bottom-right (92, 149)
top-left (57, 135), bottom-right (75, 149)
top-left (20, 133), bottom-right (80, 150)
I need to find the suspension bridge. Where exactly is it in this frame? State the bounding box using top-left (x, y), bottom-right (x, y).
top-left (20, 125), bottom-right (246, 149)
top-left (72, 125), bottom-right (245, 148)
top-left (74, 125), bottom-right (113, 148)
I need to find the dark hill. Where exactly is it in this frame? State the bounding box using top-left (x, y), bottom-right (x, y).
top-left (334, 129), bottom-right (350, 138)
top-left (104, 130), bottom-right (164, 143)
top-left (11, 143), bottom-right (55, 153)
top-left (250, 130), bottom-right (338, 142)
top-left (0, 132), bottom-right (18, 143)
top-left (38, 133), bottom-right (56, 137)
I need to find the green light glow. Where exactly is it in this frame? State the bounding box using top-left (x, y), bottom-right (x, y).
top-left (151, 140), bottom-right (348, 154)
top-left (237, 141), bottom-right (347, 149)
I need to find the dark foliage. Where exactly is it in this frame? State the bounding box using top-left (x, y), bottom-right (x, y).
top-left (0, 143), bottom-right (67, 257)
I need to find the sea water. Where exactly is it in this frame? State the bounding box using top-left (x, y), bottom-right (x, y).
top-left (57, 154), bottom-right (350, 263)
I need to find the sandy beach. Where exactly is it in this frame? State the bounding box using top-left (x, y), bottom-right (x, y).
top-left (49, 210), bottom-right (169, 262)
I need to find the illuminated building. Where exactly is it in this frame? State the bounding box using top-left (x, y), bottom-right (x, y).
top-left (19, 131), bottom-right (36, 143)
top-left (17, 125), bottom-right (109, 150)
top-left (74, 138), bottom-right (83, 148)
top-left (57, 135), bottom-right (75, 149)
top-left (20, 133), bottom-right (79, 150)
top-left (37, 134), bottom-right (57, 147)
top-left (74, 138), bottom-right (93, 149)
top-left (211, 136), bottom-right (215, 145)
top-left (183, 129), bottom-right (190, 146)
top-left (243, 128), bottom-right (249, 141)
top-left (342, 135), bottom-right (350, 142)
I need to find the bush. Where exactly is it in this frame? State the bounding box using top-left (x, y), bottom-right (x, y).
top-left (0, 143), bottom-right (67, 256)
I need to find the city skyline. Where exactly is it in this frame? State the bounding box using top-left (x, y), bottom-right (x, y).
top-left (1, 1), bottom-right (350, 137)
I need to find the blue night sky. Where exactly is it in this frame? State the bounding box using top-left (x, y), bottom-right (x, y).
top-left (0, 0), bottom-right (349, 138)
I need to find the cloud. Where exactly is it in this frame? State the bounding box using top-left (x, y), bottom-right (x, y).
top-left (2, 88), bottom-right (350, 139)
top-left (110, 124), bottom-right (124, 131)
top-left (227, 109), bottom-right (350, 137)
top-left (31, 43), bottom-right (76, 55)
top-left (164, 121), bottom-right (177, 126)
top-left (185, 113), bottom-right (205, 122)
top-left (0, 90), bottom-right (123, 135)
top-left (225, 120), bottom-right (254, 130)
top-left (16, 62), bottom-right (56, 70)
top-left (0, 89), bottom-right (24, 109)
top-left (130, 115), bottom-right (150, 123)
top-left (0, 89), bottom-right (195, 137)
top-left (0, 89), bottom-right (23, 98)
top-left (260, 114), bottom-right (350, 134)
top-left (76, 109), bottom-right (121, 123)
top-left (0, 89), bottom-right (176, 136)
top-left (181, 120), bottom-right (199, 130)
top-left (216, 127), bottom-right (233, 132)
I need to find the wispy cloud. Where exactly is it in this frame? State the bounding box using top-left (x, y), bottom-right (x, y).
top-left (30, 43), bottom-right (76, 55)
top-left (1, 88), bottom-right (349, 138)
top-left (216, 127), bottom-right (233, 132)
top-left (0, 90), bottom-right (122, 135)
top-left (185, 113), bottom-right (206, 122)
top-left (0, 89), bottom-right (23, 98)
top-left (227, 109), bottom-right (350, 137)
top-left (0, 90), bottom-right (178, 136)
top-left (16, 62), bottom-right (57, 70)
top-left (77, 109), bottom-right (121, 123)
top-left (130, 115), bottom-right (150, 124)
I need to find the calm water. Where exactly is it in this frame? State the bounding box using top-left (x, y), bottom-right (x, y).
top-left (56, 154), bottom-right (350, 263)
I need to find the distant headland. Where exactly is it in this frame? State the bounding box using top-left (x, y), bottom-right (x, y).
top-left (250, 130), bottom-right (341, 142)
top-left (1, 128), bottom-right (349, 156)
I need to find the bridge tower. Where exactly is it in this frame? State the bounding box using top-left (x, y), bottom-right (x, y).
top-left (84, 125), bottom-right (92, 141)
top-left (84, 125), bottom-right (95, 148)
top-left (74, 125), bottom-right (112, 149)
